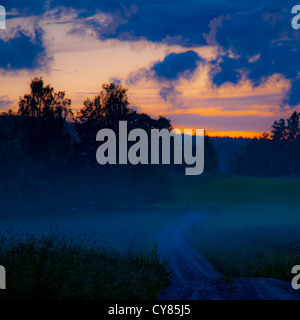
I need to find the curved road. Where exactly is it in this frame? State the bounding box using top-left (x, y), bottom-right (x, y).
top-left (156, 212), bottom-right (300, 300)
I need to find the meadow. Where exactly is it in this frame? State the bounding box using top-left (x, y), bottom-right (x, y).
top-left (0, 230), bottom-right (171, 300)
top-left (2, 172), bottom-right (300, 297)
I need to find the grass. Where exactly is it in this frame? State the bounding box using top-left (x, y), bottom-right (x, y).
top-left (184, 223), bottom-right (300, 280)
top-left (167, 174), bottom-right (300, 281)
top-left (0, 230), bottom-right (172, 300)
top-left (161, 174), bottom-right (300, 210)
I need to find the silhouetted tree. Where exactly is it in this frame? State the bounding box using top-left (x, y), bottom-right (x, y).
top-left (76, 82), bottom-right (172, 163)
top-left (19, 77), bottom-right (72, 120)
top-left (18, 77), bottom-right (73, 159)
top-left (271, 119), bottom-right (286, 142)
top-left (286, 111), bottom-right (300, 142)
top-left (0, 111), bottom-right (28, 179)
top-left (230, 111), bottom-right (300, 176)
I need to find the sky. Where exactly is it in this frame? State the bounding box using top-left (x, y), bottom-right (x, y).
top-left (0, 0), bottom-right (300, 137)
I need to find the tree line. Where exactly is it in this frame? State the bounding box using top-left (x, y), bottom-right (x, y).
top-left (0, 77), bottom-right (218, 216)
top-left (230, 112), bottom-right (300, 176)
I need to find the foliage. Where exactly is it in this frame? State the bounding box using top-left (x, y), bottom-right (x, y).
top-left (0, 231), bottom-right (171, 300)
top-left (17, 77), bottom-right (73, 159)
top-left (75, 82), bottom-right (172, 163)
top-left (230, 111), bottom-right (300, 176)
top-left (0, 78), bottom-right (188, 214)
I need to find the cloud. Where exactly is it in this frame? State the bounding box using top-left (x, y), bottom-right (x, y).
top-left (3, 0), bottom-right (300, 109)
top-left (159, 85), bottom-right (187, 110)
top-left (152, 50), bottom-right (201, 81)
top-left (0, 28), bottom-right (49, 71)
top-left (4, 0), bottom-right (259, 46)
top-left (109, 77), bottom-right (121, 85)
top-left (107, 0), bottom-right (265, 46)
top-left (160, 85), bottom-right (181, 102)
top-left (206, 3), bottom-right (300, 107)
top-left (283, 78), bottom-right (300, 107)
top-left (126, 68), bottom-right (152, 85)
top-left (0, 11), bottom-right (51, 72)
top-left (168, 113), bottom-right (278, 132)
top-left (2, 1), bottom-right (47, 16)
top-left (0, 96), bottom-right (13, 109)
top-left (127, 50), bottom-right (202, 84)
top-left (126, 50), bottom-right (201, 109)
top-left (210, 56), bottom-right (242, 86)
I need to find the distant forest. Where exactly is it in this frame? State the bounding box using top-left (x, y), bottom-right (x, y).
top-left (213, 110), bottom-right (300, 176)
top-left (211, 137), bottom-right (250, 173)
top-left (228, 111), bottom-right (300, 176)
top-left (0, 77), bottom-right (299, 217)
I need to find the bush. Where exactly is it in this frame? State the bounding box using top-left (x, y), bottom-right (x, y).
top-left (0, 231), bottom-right (171, 300)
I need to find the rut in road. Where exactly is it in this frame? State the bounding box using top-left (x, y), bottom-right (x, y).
top-left (156, 212), bottom-right (300, 300)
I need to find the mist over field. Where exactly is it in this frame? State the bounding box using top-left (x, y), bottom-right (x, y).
top-left (0, 210), bottom-right (185, 253)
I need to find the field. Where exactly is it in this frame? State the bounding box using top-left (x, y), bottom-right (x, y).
top-left (164, 175), bottom-right (300, 280)
top-left (0, 230), bottom-right (171, 300)
top-left (1, 174), bottom-right (300, 298)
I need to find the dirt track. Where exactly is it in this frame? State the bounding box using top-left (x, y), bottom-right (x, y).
top-left (156, 212), bottom-right (300, 300)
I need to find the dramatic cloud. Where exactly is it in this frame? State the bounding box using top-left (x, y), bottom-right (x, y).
top-left (127, 50), bottom-right (202, 85)
top-left (126, 50), bottom-right (201, 109)
top-left (4, 0), bottom-right (260, 46)
top-left (152, 51), bottom-right (201, 81)
top-left (1, 0), bottom-right (300, 133)
top-left (283, 78), bottom-right (300, 107)
top-left (0, 28), bottom-right (49, 71)
top-left (210, 56), bottom-right (242, 87)
top-left (207, 4), bottom-right (300, 107)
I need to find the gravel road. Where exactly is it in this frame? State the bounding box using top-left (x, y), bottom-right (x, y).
top-left (157, 212), bottom-right (300, 300)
